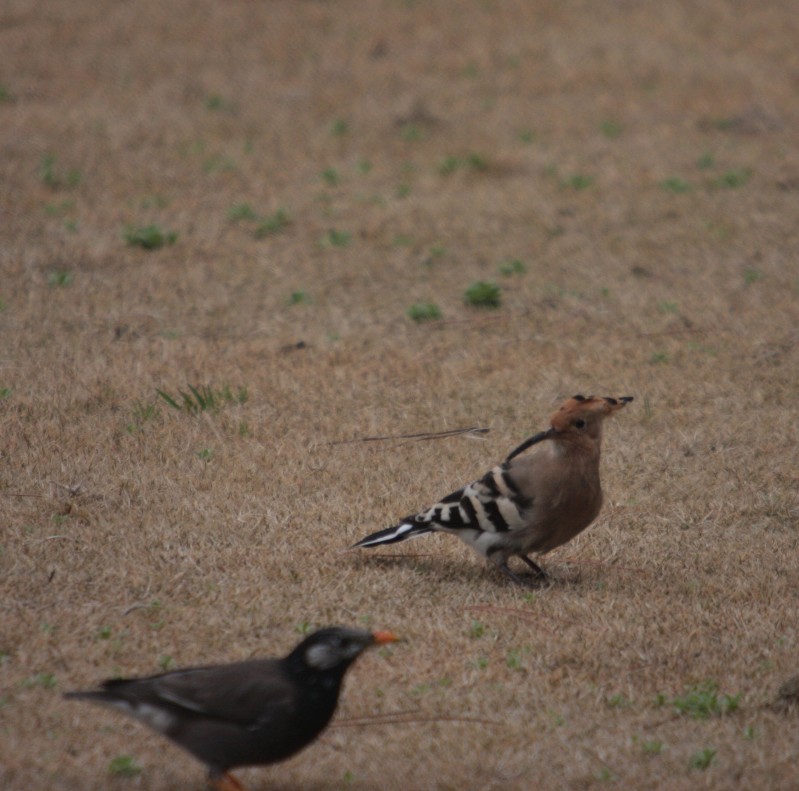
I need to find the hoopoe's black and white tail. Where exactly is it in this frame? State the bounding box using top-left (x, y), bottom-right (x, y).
top-left (351, 519), bottom-right (433, 549)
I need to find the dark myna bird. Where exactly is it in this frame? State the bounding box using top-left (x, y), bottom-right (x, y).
top-left (64, 626), bottom-right (398, 791)
top-left (351, 395), bottom-right (633, 586)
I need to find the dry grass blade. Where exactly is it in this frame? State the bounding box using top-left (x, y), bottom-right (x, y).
top-left (328, 426), bottom-right (490, 446)
top-left (334, 710), bottom-right (504, 728)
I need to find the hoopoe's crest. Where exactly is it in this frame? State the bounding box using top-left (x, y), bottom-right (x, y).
top-left (549, 394), bottom-right (633, 431)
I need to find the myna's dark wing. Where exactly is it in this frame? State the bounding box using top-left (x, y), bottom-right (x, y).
top-left (108, 659), bottom-right (295, 729)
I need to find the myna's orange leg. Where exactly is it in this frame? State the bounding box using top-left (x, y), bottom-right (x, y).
top-left (210, 771), bottom-right (247, 791)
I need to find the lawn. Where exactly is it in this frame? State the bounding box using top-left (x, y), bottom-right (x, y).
top-left (1, 1), bottom-right (798, 789)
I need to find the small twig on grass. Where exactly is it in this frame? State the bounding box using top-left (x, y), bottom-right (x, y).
top-left (334, 709), bottom-right (503, 728)
top-left (122, 603), bottom-right (150, 616)
top-left (328, 425), bottom-right (490, 446)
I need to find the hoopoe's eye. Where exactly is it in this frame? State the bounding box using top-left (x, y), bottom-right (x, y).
top-left (574, 419), bottom-right (586, 429)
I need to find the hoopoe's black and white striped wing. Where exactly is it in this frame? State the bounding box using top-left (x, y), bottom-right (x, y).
top-left (415, 463), bottom-right (532, 536)
top-left (352, 462), bottom-right (534, 550)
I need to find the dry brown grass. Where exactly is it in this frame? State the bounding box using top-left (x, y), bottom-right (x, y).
top-left (2, 1), bottom-right (798, 789)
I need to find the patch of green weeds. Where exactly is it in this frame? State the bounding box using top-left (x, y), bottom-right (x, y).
top-left (712, 117), bottom-right (736, 130)
top-left (462, 62), bottom-right (479, 78)
top-left (205, 94), bottom-right (230, 111)
top-left (255, 208), bottom-right (290, 237)
top-left (356, 158), bottom-right (372, 174)
top-left (109, 755), bottom-right (142, 777)
top-left (641, 739), bottom-right (664, 755)
top-left (295, 621), bottom-right (312, 635)
top-left (506, 647), bottom-right (524, 670)
top-left (696, 152), bottom-right (715, 169)
top-left (599, 119), bottom-right (622, 139)
top-left (156, 384), bottom-right (247, 415)
top-left (158, 655), bottom-right (174, 671)
top-left (47, 270), bottom-right (72, 287)
top-left (660, 681), bottom-right (741, 719)
top-left (407, 303), bottom-right (442, 322)
top-left (659, 177), bottom-right (692, 193)
top-left (400, 123), bottom-right (424, 141)
top-left (330, 118), bottom-right (349, 137)
top-left (395, 183), bottom-right (411, 198)
top-left (595, 767), bottom-right (617, 782)
top-left (437, 153), bottom-right (488, 176)
top-left (123, 225), bottom-right (177, 250)
top-left (0, 388), bottom-right (10, 399)
top-left (411, 677), bottom-right (451, 697)
top-left (689, 748), bottom-right (716, 770)
top-left (712, 168), bottom-right (751, 189)
top-left (607, 693), bottom-right (631, 708)
top-left (392, 234), bottom-right (414, 247)
top-left (0, 85), bottom-right (14, 103)
top-left (518, 129), bottom-right (536, 143)
top-left (202, 155), bottom-right (236, 173)
top-left (548, 709), bottom-right (565, 726)
top-left (321, 229), bottom-right (351, 248)
top-left (438, 156), bottom-right (462, 176)
top-left (126, 401), bottom-right (158, 434)
top-left (23, 673), bottom-right (56, 689)
top-left (96, 626), bottom-right (113, 640)
top-left (658, 301), bottom-right (678, 313)
top-left (423, 244), bottom-right (447, 266)
top-left (468, 620), bottom-right (485, 639)
top-left (321, 167), bottom-right (340, 186)
top-left (44, 199), bottom-right (75, 216)
top-left (743, 268), bottom-right (763, 285)
top-left (227, 203), bottom-right (258, 221)
top-left (39, 154), bottom-right (82, 189)
top-left (499, 258), bottom-right (526, 276)
top-left (287, 290), bottom-right (311, 305)
top-left (563, 173), bottom-right (595, 190)
top-left (687, 342), bottom-right (717, 357)
top-left (649, 351), bottom-right (669, 364)
top-left (464, 280), bottom-right (501, 309)
top-left (196, 448), bottom-right (213, 461)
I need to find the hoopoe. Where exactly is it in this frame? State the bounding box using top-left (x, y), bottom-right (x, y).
top-left (351, 395), bottom-right (633, 586)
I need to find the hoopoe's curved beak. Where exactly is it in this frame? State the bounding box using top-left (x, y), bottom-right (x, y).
top-left (504, 427), bottom-right (557, 463)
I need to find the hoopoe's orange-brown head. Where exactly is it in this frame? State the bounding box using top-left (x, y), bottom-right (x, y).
top-left (505, 395), bottom-right (633, 462)
top-left (549, 394), bottom-right (633, 440)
